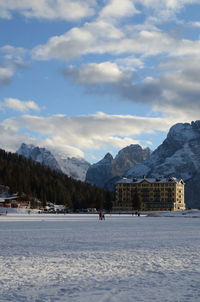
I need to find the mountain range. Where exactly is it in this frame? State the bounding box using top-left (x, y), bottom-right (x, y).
top-left (86, 120), bottom-right (200, 208)
top-left (0, 148), bottom-right (113, 209)
top-left (16, 120), bottom-right (200, 208)
top-left (85, 144), bottom-right (151, 188)
top-left (17, 143), bottom-right (90, 181)
top-left (125, 121), bottom-right (200, 208)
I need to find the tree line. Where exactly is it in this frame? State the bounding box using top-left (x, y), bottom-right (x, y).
top-left (0, 149), bottom-right (113, 210)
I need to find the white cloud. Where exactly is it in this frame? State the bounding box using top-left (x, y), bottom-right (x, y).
top-left (115, 56), bottom-right (144, 71)
top-left (1, 0), bottom-right (198, 23)
top-left (0, 66), bottom-right (14, 84)
top-left (43, 137), bottom-right (84, 158)
top-left (29, 0), bottom-right (200, 64)
top-left (0, 0), bottom-right (96, 21)
top-left (0, 98), bottom-right (40, 112)
top-left (135, 0), bottom-right (200, 23)
top-left (0, 45), bottom-right (27, 85)
top-left (0, 123), bottom-right (84, 158)
top-left (32, 16), bottom-right (200, 63)
top-left (1, 109), bottom-right (197, 159)
top-left (112, 55), bottom-right (200, 121)
top-left (32, 26), bottom-right (93, 61)
top-left (0, 45), bottom-right (27, 64)
top-left (1, 0), bottom-right (200, 159)
top-left (32, 24), bottom-right (170, 60)
top-left (0, 124), bottom-right (36, 152)
top-left (32, 20), bottom-right (124, 60)
top-left (152, 63), bottom-right (200, 120)
top-left (100, 0), bottom-right (139, 19)
top-left (189, 21), bottom-right (200, 28)
top-left (61, 52), bottom-right (200, 123)
top-left (31, 6), bottom-right (200, 123)
top-left (63, 62), bottom-right (128, 84)
top-left (137, 0), bottom-right (199, 10)
top-left (3, 112), bottom-right (174, 155)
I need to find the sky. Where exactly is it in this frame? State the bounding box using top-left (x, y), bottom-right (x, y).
top-left (0, 0), bottom-right (200, 163)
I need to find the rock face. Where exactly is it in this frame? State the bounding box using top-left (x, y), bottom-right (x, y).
top-left (85, 153), bottom-right (114, 188)
top-left (17, 143), bottom-right (61, 172)
top-left (53, 153), bottom-right (91, 181)
top-left (17, 143), bottom-right (90, 181)
top-left (126, 121), bottom-right (200, 208)
top-left (113, 144), bottom-right (151, 176)
top-left (85, 144), bottom-right (151, 188)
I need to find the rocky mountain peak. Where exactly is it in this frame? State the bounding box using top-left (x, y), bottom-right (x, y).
top-left (17, 143), bottom-right (90, 181)
top-left (85, 144), bottom-right (151, 188)
top-left (17, 143), bottom-right (61, 172)
top-left (167, 122), bottom-right (199, 144)
top-left (100, 153), bottom-right (113, 163)
top-left (191, 120), bottom-right (200, 130)
top-left (18, 143), bottom-right (35, 156)
top-left (125, 120), bottom-right (200, 208)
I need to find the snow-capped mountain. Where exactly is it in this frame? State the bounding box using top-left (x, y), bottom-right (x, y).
top-left (17, 143), bottom-right (90, 181)
top-left (53, 152), bottom-right (91, 181)
top-left (85, 144), bottom-right (151, 188)
top-left (125, 121), bottom-right (200, 208)
top-left (17, 143), bottom-right (61, 172)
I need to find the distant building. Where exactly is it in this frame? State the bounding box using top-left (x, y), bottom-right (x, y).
top-left (113, 177), bottom-right (185, 211)
top-left (0, 196), bottom-right (29, 209)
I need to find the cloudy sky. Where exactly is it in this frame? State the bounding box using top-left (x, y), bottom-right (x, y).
top-left (0, 0), bottom-right (200, 162)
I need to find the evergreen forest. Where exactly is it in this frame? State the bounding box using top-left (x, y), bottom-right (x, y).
top-left (0, 149), bottom-right (113, 210)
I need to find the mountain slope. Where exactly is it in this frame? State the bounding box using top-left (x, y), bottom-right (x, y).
top-left (0, 148), bottom-right (113, 209)
top-left (86, 153), bottom-right (114, 188)
top-left (53, 152), bottom-right (90, 181)
top-left (17, 143), bottom-right (90, 181)
top-left (125, 121), bottom-right (200, 208)
top-left (17, 143), bottom-right (61, 172)
top-left (86, 144), bottom-right (151, 188)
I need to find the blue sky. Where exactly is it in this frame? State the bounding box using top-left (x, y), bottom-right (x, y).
top-left (0, 0), bottom-right (200, 162)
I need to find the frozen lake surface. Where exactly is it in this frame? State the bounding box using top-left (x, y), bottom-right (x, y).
top-left (0, 213), bottom-right (200, 302)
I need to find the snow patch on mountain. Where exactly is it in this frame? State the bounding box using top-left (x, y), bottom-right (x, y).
top-left (52, 151), bottom-right (90, 181)
top-left (17, 143), bottom-right (61, 172)
top-left (17, 143), bottom-right (90, 181)
top-left (125, 121), bottom-right (200, 207)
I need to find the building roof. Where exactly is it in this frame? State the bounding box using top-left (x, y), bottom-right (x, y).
top-left (0, 195), bottom-right (19, 201)
top-left (116, 177), bottom-right (184, 184)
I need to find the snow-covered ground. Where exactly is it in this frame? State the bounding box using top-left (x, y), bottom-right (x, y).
top-left (0, 213), bottom-right (200, 302)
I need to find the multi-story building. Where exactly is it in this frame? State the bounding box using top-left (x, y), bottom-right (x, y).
top-left (113, 176), bottom-right (185, 211)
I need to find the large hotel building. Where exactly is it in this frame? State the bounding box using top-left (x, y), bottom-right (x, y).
top-left (114, 176), bottom-right (186, 211)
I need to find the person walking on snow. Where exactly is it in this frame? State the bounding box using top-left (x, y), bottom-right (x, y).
top-left (99, 211), bottom-right (102, 220)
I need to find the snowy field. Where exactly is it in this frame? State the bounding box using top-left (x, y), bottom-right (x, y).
top-left (0, 212), bottom-right (200, 302)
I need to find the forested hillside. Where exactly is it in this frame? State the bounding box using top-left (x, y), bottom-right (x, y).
top-left (0, 149), bottom-right (113, 210)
